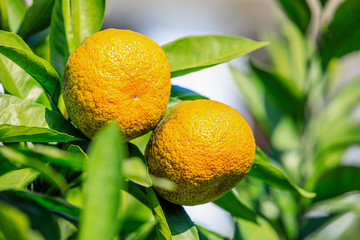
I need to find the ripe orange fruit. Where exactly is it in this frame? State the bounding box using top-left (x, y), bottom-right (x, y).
top-left (62, 29), bottom-right (171, 140)
top-left (145, 99), bottom-right (256, 205)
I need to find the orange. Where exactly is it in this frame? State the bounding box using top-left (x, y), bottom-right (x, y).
top-left (62, 29), bottom-right (171, 140)
top-left (145, 99), bottom-right (256, 205)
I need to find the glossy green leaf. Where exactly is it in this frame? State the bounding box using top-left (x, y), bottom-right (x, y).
top-left (314, 166), bottom-right (360, 202)
top-left (79, 123), bottom-right (127, 240)
top-left (162, 35), bottom-right (269, 77)
top-left (0, 168), bottom-right (39, 191)
top-left (320, 0), bottom-right (360, 67)
top-left (17, 0), bottom-right (55, 39)
top-left (0, 31), bottom-right (61, 105)
top-left (0, 94), bottom-right (85, 142)
top-left (234, 216), bottom-right (279, 240)
top-left (276, 0), bottom-right (311, 33)
top-left (0, 35), bottom-right (50, 107)
top-left (249, 148), bottom-right (315, 198)
top-left (125, 220), bottom-right (156, 240)
top-left (0, 159), bottom-right (18, 176)
top-left (146, 187), bottom-right (172, 240)
top-left (0, 191), bottom-right (61, 240)
top-left (0, 147), bottom-right (69, 194)
top-left (124, 157), bottom-right (152, 187)
top-left (250, 61), bottom-right (304, 118)
top-left (15, 144), bottom-right (86, 171)
top-left (0, 201), bottom-right (44, 240)
top-left (159, 198), bottom-right (199, 240)
top-left (167, 97), bottom-right (183, 110)
top-left (196, 225), bottom-right (227, 240)
top-left (0, 0), bottom-right (26, 32)
top-left (126, 182), bottom-right (150, 209)
top-left (10, 190), bottom-right (80, 225)
top-left (213, 190), bottom-right (258, 224)
top-left (50, 0), bottom-right (71, 78)
top-left (171, 85), bottom-right (208, 100)
top-left (70, 0), bottom-right (106, 46)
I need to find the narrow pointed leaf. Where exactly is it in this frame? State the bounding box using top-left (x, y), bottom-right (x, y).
top-left (0, 31), bottom-right (61, 105)
top-left (213, 190), bottom-right (258, 224)
top-left (146, 188), bottom-right (172, 240)
top-left (162, 35), bottom-right (269, 77)
top-left (0, 191), bottom-right (61, 240)
top-left (171, 85), bottom-right (208, 100)
top-left (320, 0), bottom-right (360, 67)
top-left (314, 166), bottom-right (360, 202)
top-left (70, 0), bottom-right (106, 46)
top-left (79, 123), bottom-right (127, 240)
top-left (249, 148), bottom-right (315, 198)
top-left (0, 168), bottom-right (39, 191)
top-left (0, 94), bottom-right (85, 142)
top-left (0, 0), bottom-right (26, 32)
top-left (196, 225), bottom-right (227, 240)
top-left (0, 201), bottom-right (44, 240)
top-left (50, 0), bottom-right (71, 78)
top-left (276, 0), bottom-right (311, 33)
top-left (17, 0), bottom-right (55, 39)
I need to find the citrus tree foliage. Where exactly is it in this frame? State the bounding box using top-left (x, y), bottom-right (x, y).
top-left (0, 0), bottom-right (359, 239)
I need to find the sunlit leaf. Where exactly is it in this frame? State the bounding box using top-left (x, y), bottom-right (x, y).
top-left (171, 85), bottom-right (208, 100)
top-left (0, 31), bottom-right (61, 105)
top-left (17, 0), bottom-right (55, 39)
top-left (0, 147), bottom-right (69, 194)
top-left (0, 94), bottom-right (85, 142)
top-left (234, 216), bottom-right (279, 240)
top-left (125, 220), bottom-right (156, 240)
top-left (0, 191), bottom-right (61, 240)
top-left (320, 0), bottom-right (360, 67)
top-left (124, 157), bottom-right (152, 187)
top-left (162, 35), bottom-right (269, 77)
top-left (213, 190), bottom-right (258, 224)
top-left (196, 225), bottom-right (227, 240)
top-left (276, 0), bottom-right (311, 33)
top-left (0, 201), bottom-right (44, 240)
top-left (79, 123), bottom-right (127, 240)
top-left (70, 0), bottom-right (106, 46)
top-left (146, 187), bottom-right (172, 240)
top-left (249, 148), bottom-right (316, 198)
top-left (0, 0), bottom-right (26, 32)
top-left (0, 168), bottom-right (39, 191)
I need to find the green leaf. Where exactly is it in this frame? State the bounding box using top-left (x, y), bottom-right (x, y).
top-left (10, 190), bottom-right (80, 225)
top-left (15, 144), bottom-right (86, 171)
top-left (234, 216), bottom-right (279, 240)
top-left (250, 61), bottom-right (304, 118)
top-left (196, 225), bottom-right (227, 240)
top-left (0, 31), bottom-right (61, 105)
top-left (314, 166), bottom-right (360, 202)
top-left (79, 123), bottom-right (127, 240)
top-left (249, 148), bottom-right (315, 198)
top-left (276, 0), bottom-right (311, 33)
top-left (70, 0), bottom-right (106, 46)
top-left (125, 220), bottom-right (156, 240)
top-left (146, 188), bottom-right (172, 240)
top-left (0, 201), bottom-right (44, 240)
top-left (17, 0), bottom-right (55, 39)
top-left (0, 168), bottom-right (39, 191)
top-left (0, 36), bottom-right (50, 107)
top-left (171, 85), bottom-right (208, 100)
top-left (0, 147), bottom-right (69, 194)
top-left (0, 0), bottom-right (27, 32)
top-left (159, 199), bottom-right (200, 240)
top-left (0, 159), bottom-right (18, 176)
top-left (124, 157), bottom-right (152, 187)
top-left (320, 0), bottom-right (360, 67)
top-left (162, 35), bottom-right (269, 78)
top-left (50, 0), bottom-right (71, 78)
top-left (213, 190), bottom-right (258, 224)
top-left (0, 190), bottom-right (61, 240)
top-left (0, 94), bottom-right (85, 142)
